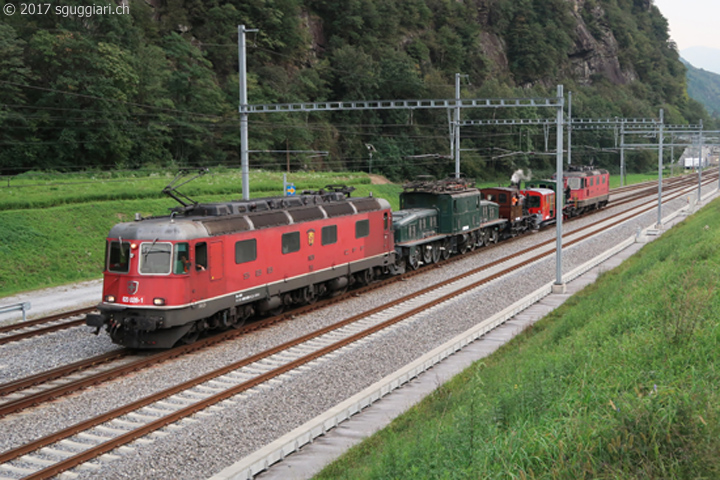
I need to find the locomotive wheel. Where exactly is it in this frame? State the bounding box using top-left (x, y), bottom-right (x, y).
top-left (304, 286), bottom-right (318, 305)
top-left (231, 307), bottom-right (252, 329)
top-left (179, 328), bottom-right (200, 345)
top-left (468, 232), bottom-right (477, 252)
top-left (359, 268), bottom-right (375, 285)
top-left (231, 317), bottom-right (246, 329)
top-left (431, 243), bottom-right (441, 264)
top-left (478, 230), bottom-right (488, 247)
top-left (422, 244), bottom-right (433, 264)
top-left (489, 229), bottom-right (499, 244)
top-left (408, 249), bottom-right (421, 270)
top-left (440, 239), bottom-right (451, 260)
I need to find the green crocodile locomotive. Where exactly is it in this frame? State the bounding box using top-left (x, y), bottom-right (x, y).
top-left (392, 178), bottom-right (507, 271)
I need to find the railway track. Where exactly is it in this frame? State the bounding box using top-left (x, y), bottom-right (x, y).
top-left (0, 175), bottom-right (712, 479)
top-left (1, 171), bottom-right (710, 421)
top-left (0, 308), bottom-right (95, 346)
top-left (608, 171), bottom-right (716, 207)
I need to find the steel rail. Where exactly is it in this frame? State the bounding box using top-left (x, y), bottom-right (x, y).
top-left (0, 307), bottom-right (96, 345)
top-left (0, 350), bottom-right (129, 397)
top-left (0, 170), bottom-right (712, 419)
top-left (1, 176), bottom-right (710, 478)
top-left (0, 307), bottom-right (94, 334)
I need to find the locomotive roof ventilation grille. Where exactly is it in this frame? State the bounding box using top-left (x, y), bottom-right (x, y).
top-left (288, 206), bottom-right (326, 223)
top-left (351, 198), bottom-right (382, 213)
top-left (247, 210), bottom-right (292, 228)
top-left (202, 216), bottom-right (253, 236)
top-left (323, 202), bottom-right (356, 217)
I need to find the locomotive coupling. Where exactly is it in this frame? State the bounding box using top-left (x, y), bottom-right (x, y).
top-left (85, 313), bottom-right (107, 335)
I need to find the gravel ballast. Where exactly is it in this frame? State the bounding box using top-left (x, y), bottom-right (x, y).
top-left (0, 191), bottom-right (707, 480)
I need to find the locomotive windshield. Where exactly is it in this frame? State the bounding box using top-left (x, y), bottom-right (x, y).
top-left (139, 241), bottom-right (173, 274)
top-left (107, 240), bottom-right (130, 273)
top-left (526, 195), bottom-right (541, 208)
top-left (567, 178), bottom-right (582, 190)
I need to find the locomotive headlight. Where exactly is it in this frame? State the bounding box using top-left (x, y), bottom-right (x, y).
top-left (153, 298), bottom-right (166, 306)
top-left (105, 295), bottom-right (116, 303)
top-left (130, 243), bottom-right (138, 250)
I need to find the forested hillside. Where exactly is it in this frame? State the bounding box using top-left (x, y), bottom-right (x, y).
top-left (0, 0), bottom-right (714, 181)
top-left (682, 59), bottom-right (720, 118)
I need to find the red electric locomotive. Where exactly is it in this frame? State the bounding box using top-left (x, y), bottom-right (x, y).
top-left (559, 166), bottom-right (610, 216)
top-left (86, 183), bottom-right (395, 348)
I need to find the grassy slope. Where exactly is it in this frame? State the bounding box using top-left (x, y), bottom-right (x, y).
top-left (316, 199), bottom-right (720, 479)
top-left (0, 171), bottom-right (402, 296)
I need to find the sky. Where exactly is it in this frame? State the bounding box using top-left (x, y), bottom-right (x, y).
top-left (653, 0), bottom-right (720, 56)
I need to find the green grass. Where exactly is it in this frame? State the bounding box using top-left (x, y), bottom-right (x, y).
top-left (315, 198), bottom-right (720, 480)
top-left (0, 170), bottom-right (402, 296)
top-left (0, 169), bottom-right (373, 211)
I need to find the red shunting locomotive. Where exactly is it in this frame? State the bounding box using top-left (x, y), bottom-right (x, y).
top-left (86, 180), bottom-right (395, 349)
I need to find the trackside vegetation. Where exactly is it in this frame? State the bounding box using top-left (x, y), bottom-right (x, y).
top-left (315, 198), bottom-right (720, 479)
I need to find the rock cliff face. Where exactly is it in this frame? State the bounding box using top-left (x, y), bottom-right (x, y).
top-left (302, 0), bottom-right (638, 88)
top-left (565, 0), bottom-right (637, 85)
top-left (474, 0), bottom-right (638, 86)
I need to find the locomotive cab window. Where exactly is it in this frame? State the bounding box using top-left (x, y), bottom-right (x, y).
top-left (235, 239), bottom-right (257, 264)
top-left (195, 242), bottom-right (207, 271)
top-left (139, 241), bottom-right (172, 275)
top-left (282, 232), bottom-right (301, 254)
top-left (107, 240), bottom-right (130, 273)
top-left (499, 193), bottom-right (508, 204)
top-left (322, 225), bottom-right (338, 245)
top-left (355, 219), bottom-right (370, 238)
top-left (174, 242), bottom-right (190, 274)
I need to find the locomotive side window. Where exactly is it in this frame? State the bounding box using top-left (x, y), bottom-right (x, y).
top-left (355, 219), bottom-right (370, 238)
top-left (174, 242), bottom-right (190, 274)
top-left (235, 239), bottom-right (257, 264)
top-left (384, 213), bottom-right (389, 230)
top-left (499, 193), bottom-right (507, 204)
top-left (282, 232), bottom-right (301, 254)
top-left (195, 242), bottom-right (208, 271)
top-left (107, 240), bottom-right (130, 273)
top-left (322, 225), bottom-right (337, 245)
top-left (139, 241), bottom-right (172, 275)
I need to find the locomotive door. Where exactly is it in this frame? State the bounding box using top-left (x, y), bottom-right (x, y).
top-left (209, 241), bottom-right (224, 282)
top-left (383, 213), bottom-right (390, 251)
